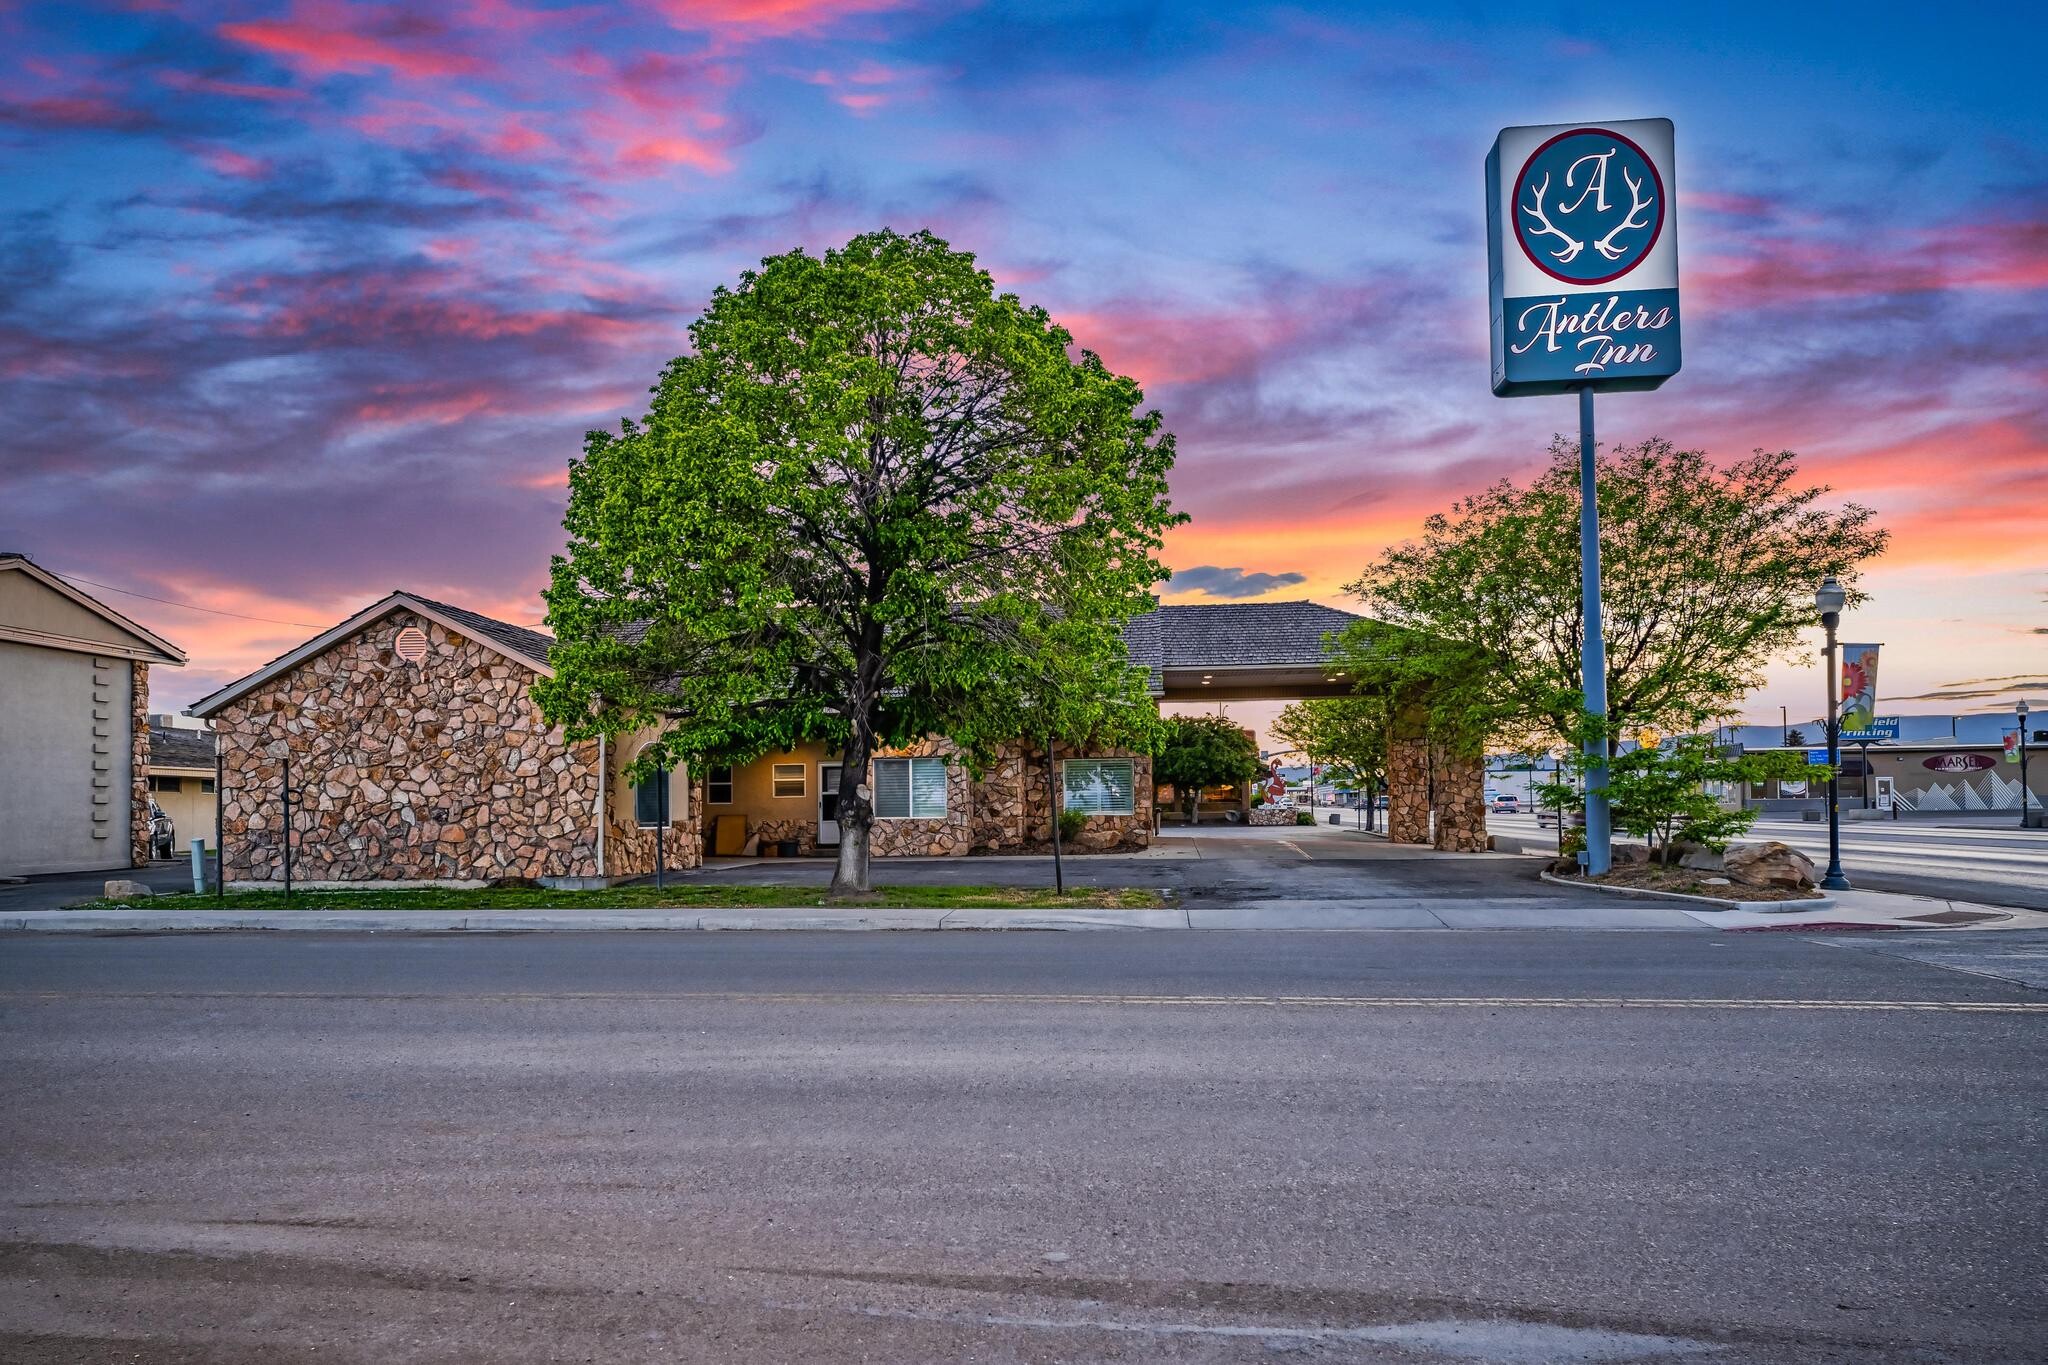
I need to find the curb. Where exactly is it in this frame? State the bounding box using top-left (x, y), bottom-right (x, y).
top-left (1538, 870), bottom-right (1834, 915)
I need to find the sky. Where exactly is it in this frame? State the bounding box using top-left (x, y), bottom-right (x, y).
top-left (2, 0), bottom-right (2042, 748)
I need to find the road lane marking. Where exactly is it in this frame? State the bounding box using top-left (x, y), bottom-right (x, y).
top-left (2, 990), bottom-right (2041, 1012)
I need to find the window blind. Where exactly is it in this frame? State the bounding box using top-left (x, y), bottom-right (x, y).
top-left (1063, 759), bottom-right (1135, 815)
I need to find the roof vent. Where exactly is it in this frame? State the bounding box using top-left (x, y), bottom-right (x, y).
top-left (394, 627), bottom-right (429, 662)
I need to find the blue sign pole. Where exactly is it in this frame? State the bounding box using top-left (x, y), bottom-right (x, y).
top-left (1578, 386), bottom-right (1611, 874)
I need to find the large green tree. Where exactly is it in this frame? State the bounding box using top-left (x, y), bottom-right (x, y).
top-left (1154, 714), bottom-right (1261, 824)
top-left (536, 230), bottom-right (1181, 895)
top-left (1338, 438), bottom-right (1890, 749)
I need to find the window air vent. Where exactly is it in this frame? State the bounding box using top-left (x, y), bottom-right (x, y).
top-left (394, 627), bottom-right (429, 662)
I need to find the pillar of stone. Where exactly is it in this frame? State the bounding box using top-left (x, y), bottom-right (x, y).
top-left (1430, 744), bottom-right (1488, 852)
top-left (1385, 701), bottom-right (1432, 844)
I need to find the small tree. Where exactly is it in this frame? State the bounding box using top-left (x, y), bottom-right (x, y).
top-left (1155, 715), bottom-right (1260, 824)
top-left (1271, 697), bottom-right (1391, 805)
top-left (1537, 727), bottom-right (1828, 866)
top-left (1340, 438), bottom-right (1890, 751)
top-left (536, 229), bottom-right (1181, 896)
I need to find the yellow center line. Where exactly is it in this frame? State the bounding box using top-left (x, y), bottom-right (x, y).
top-left (0, 990), bottom-right (2040, 1013)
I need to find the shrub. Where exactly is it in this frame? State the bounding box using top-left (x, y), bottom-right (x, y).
top-left (1294, 810), bottom-right (1315, 826)
top-left (1057, 809), bottom-right (1087, 843)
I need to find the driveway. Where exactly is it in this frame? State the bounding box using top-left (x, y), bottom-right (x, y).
top-left (0, 859), bottom-right (204, 913)
top-left (697, 821), bottom-right (1576, 906)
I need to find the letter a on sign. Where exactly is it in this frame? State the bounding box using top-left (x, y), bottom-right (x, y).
top-left (1486, 118), bottom-right (1682, 397)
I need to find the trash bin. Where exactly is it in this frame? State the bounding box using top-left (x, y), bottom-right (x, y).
top-left (1328, 813), bottom-right (1341, 825)
top-left (778, 839), bottom-right (799, 857)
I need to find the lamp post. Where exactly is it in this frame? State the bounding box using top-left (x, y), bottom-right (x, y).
top-left (1815, 577), bottom-right (1851, 890)
top-left (2018, 698), bottom-right (2033, 830)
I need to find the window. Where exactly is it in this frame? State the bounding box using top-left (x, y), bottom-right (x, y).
top-left (1063, 759), bottom-right (1135, 816)
top-left (874, 757), bottom-right (947, 819)
top-left (633, 757), bottom-right (684, 828)
top-left (771, 763), bottom-right (806, 798)
top-left (148, 776), bottom-right (182, 793)
top-left (199, 779), bottom-right (215, 794)
top-left (708, 765), bottom-right (734, 804)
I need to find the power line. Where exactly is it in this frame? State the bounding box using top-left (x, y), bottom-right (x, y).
top-left (49, 570), bottom-right (321, 628)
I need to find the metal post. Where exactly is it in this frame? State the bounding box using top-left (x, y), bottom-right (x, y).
top-left (1859, 741), bottom-right (1872, 809)
top-left (1820, 616), bottom-right (1850, 890)
top-left (190, 839), bottom-right (207, 895)
top-left (1577, 386), bottom-right (1612, 875)
top-left (1045, 735), bottom-right (1065, 895)
top-left (654, 765), bottom-right (667, 891)
top-left (2018, 702), bottom-right (2032, 830)
top-left (214, 737), bottom-right (225, 903)
top-left (281, 747), bottom-right (291, 907)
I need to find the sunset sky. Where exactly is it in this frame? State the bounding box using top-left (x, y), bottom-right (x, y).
top-left (3, 0), bottom-right (2042, 742)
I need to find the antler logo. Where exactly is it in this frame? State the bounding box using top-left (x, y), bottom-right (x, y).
top-left (1513, 128), bottom-right (1664, 285)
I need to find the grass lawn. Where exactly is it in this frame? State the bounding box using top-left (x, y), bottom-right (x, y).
top-left (72, 884), bottom-right (1169, 912)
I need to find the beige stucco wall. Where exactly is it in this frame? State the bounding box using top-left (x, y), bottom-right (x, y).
top-left (0, 640), bottom-right (141, 876)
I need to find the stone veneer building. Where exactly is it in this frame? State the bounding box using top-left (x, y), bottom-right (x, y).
top-left (186, 591), bottom-right (1477, 888)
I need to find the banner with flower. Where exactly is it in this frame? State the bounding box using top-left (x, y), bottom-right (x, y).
top-left (1839, 643), bottom-right (1880, 734)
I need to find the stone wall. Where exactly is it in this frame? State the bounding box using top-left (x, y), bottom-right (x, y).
top-left (749, 818), bottom-right (818, 856)
top-left (998, 740), bottom-right (1153, 853)
top-left (213, 610), bottom-right (611, 887)
top-left (1247, 804), bottom-right (1297, 826)
top-left (867, 736), bottom-right (975, 858)
top-left (129, 661), bottom-right (151, 867)
top-left (604, 769), bottom-right (704, 878)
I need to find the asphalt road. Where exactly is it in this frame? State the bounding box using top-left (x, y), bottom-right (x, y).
top-left (1487, 811), bottom-right (2048, 911)
top-left (4, 931), bottom-right (2044, 1363)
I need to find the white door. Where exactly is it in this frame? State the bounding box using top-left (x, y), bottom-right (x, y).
top-left (819, 764), bottom-right (842, 846)
top-left (1875, 775), bottom-right (1895, 812)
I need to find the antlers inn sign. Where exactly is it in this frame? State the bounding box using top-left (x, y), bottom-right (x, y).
top-left (1487, 118), bottom-right (1681, 396)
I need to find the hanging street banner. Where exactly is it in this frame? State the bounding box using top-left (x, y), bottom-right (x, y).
top-left (1839, 643), bottom-right (1881, 734)
top-left (1487, 118), bottom-right (1681, 396)
top-left (2005, 730), bottom-right (2022, 763)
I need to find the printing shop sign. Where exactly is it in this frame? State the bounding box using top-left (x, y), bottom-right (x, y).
top-left (1486, 118), bottom-right (1681, 396)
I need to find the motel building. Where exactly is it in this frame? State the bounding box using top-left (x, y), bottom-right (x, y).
top-left (184, 592), bottom-right (1486, 888)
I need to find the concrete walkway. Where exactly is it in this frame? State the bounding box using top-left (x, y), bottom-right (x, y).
top-left (10, 889), bottom-right (2045, 934)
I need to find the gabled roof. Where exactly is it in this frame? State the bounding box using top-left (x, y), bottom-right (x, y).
top-left (1125, 601), bottom-right (1362, 671)
top-left (186, 590), bottom-right (553, 719)
top-left (0, 552), bottom-right (187, 664)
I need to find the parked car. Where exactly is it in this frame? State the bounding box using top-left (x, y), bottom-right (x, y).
top-left (148, 800), bottom-right (176, 859)
top-left (1490, 793), bottom-right (1521, 815)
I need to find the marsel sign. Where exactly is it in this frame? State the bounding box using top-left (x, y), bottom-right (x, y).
top-left (1486, 118), bottom-right (1681, 397)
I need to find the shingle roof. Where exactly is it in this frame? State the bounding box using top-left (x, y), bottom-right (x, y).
top-left (1124, 600), bottom-right (1362, 671)
top-left (405, 593), bottom-right (554, 664)
top-left (148, 723), bottom-right (217, 769)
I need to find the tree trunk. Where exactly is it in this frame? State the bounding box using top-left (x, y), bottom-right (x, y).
top-left (830, 719), bottom-right (876, 898)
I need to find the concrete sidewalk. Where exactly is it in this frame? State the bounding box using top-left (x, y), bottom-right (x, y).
top-left (9, 889), bottom-right (2044, 934)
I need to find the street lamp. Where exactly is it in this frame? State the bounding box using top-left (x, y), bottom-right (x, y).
top-left (1815, 576), bottom-right (1851, 890)
top-left (2018, 698), bottom-right (2033, 830)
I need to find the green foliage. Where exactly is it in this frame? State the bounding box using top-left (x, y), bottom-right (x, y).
top-left (1057, 809), bottom-right (1086, 843)
top-left (1537, 725), bottom-right (1830, 864)
top-left (1155, 714), bottom-right (1260, 821)
top-left (1338, 438), bottom-right (1890, 751)
top-left (1294, 809), bottom-right (1316, 826)
top-left (534, 229), bottom-right (1182, 893)
top-left (1271, 696), bottom-right (1390, 791)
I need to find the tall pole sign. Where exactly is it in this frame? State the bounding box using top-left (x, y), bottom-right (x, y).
top-left (1487, 118), bottom-right (1681, 876)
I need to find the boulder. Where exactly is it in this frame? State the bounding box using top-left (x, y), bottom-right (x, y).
top-left (1611, 842), bottom-right (1653, 866)
top-left (1723, 840), bottom-right (1819, 890)
top-left (1549, 856), bottom-right (1581, 876)
top-left (1677, 845), bottom-right (1726, 872)
top-left (103, 879), bottom-right (153, 899)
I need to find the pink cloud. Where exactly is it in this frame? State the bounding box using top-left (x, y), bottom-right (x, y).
top-left (194, 146), bottom-right (272, 179)
top-left (646, 0), bottom-right (913, 40)
top-left (1693, 215), bottom-right (2048, 310)
top-left (220, 4), bottom-right (483, 80)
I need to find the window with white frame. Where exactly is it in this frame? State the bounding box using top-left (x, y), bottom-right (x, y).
top-left (771, 763), bottom-right (807, 798)
top-left (708, 765), bottom-right (734, 804)
top-left (1063, 758), bottom-right (1135, 816)
top-left (874, 757), bottom-right (947, 819)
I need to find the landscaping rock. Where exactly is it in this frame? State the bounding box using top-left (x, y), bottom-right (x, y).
top-left (1677, 845), bottom-right (1726, 872)
top-left (103, 879), bottom-right (152, 898)
top-left (1611, 842), bottom-right (1653, 866)
top-left (1723, 840), bottom-right (1819, 890)
top-left (1549, 856), bottom-right (1581, 876)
